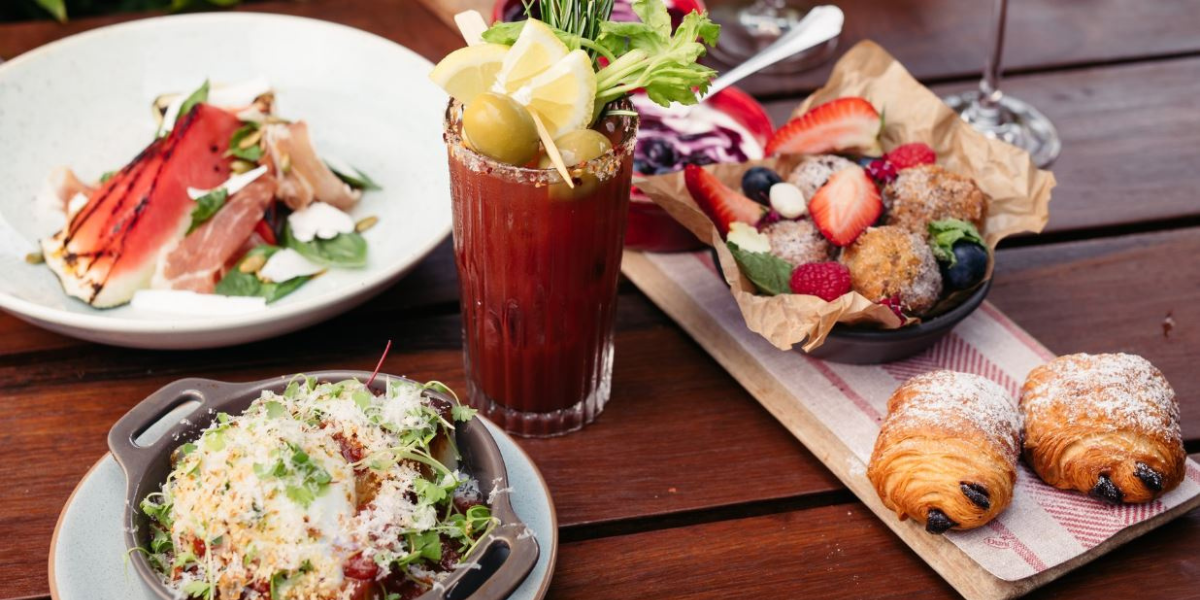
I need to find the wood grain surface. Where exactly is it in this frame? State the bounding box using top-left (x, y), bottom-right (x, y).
top-left (1, 1), bottom-right (1198, 599)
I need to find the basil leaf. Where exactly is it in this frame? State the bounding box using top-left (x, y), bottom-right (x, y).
top-left (230, 145), bottom-right (263, 162)
top-left (284, 225), bottom-right (368, 268)
top-left (726, 241), bottom-right (794, 296)
top-left (215, 245), bottom-right (311, 303)
top-left (188, 188), bottom-right (228, 233)
top-left (227, 122), bottom-right (264, 161)
top-left (327, 162), bottom-right (382, 191)
top-left (177, 79), bottom-right (210, 121)
top-left (927, 219), bottom-right (986, 267)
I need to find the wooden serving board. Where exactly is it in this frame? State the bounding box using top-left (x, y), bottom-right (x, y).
top-left (621, 249), bottom-right (1200, 600)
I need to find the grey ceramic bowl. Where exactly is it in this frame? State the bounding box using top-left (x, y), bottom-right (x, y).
top-left (710, 249), bottom-right (991, 364)
top-left (108, 371), bottom-right (538, 600)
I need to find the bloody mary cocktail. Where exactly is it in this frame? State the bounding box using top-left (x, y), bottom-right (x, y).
top-left (444, 100), bottom-right (638, 437)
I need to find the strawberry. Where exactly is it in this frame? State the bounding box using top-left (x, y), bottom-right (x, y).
top-left (885, 142), bottom-right (936, 169)
top-left (684, 164), bottom-right (766, 237)
top-left (807, 165), bottom-right (883, 246)
top-left (765, 97), bottom-right (882, 157)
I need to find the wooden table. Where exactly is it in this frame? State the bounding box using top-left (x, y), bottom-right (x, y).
top-left (2, 1), bottom-right (1198, 598)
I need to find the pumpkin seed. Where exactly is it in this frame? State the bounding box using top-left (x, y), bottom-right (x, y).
top-left (355, 216), bottom-right (378, 233)
top-left (231, 160), bottom-right (255, 174)
top-left (280, 153), bottom-right (292, 175)
top-left (239, 253), bottom-right (268, 274)
top-left (238, 128), bottom-right (264, 149)
top-left (25, 251), bottom-right (44, 264)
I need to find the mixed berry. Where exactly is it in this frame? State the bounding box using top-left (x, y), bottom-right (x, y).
top-left (685, 95), bottom-right (993, 324)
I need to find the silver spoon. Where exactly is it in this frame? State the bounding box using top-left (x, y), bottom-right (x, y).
top-left (700, 5), bottom-right (844, 102)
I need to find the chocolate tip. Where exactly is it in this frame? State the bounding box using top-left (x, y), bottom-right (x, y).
top-left (960, 482), bottom-right (991, 510)
top-left (1090, 474), bottom-right (1124, 504)
top-left (1135, 462), bottom-right (1164, 492)
top-left (925, 508), bottom-right (957, 534)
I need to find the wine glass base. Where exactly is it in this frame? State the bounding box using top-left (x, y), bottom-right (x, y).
top-left (942, 90), bottom-right (1062, 167)
top-left (707, 2), bottom-right (839, 74)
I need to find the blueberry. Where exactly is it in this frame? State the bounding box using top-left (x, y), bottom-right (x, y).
top-left (642, 138), bottom-right (677, 169)
top-left (856, 156), bottom-right (881, 169)
top-left (741, 166), bottom-right (782, 205)
top-left (941, 242), bottom-right (989, 290)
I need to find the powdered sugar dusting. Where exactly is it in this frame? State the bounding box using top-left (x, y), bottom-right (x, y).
top-left (1022, 353), bottom-right (1181, 442)
top-left (889, 370), bottom-right (1022, 461)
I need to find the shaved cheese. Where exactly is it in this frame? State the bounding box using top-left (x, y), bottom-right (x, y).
top-left (258, 248), bottom-right (323, 283)
top-left (287, 202), bottom-right (355, 242)
top-left (187, 165), bottom-right (268, 200)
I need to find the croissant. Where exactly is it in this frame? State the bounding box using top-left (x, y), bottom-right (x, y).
top-left (1021, 353), bottom-right (1186, 504)
top-left (867, 371), bottom-right (1022, 534)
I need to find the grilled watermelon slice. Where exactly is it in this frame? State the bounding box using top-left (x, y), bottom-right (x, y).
top-left (42, 104), bottom-right (242, 307)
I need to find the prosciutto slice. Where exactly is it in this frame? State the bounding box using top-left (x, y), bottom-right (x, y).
top-left (263, 121), bottom-right (359, 211)
top-left (154, 175), bottom-right (278, 293)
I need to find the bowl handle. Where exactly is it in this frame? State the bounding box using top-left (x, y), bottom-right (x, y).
top-left (107, 378), bottom-right (231, 478)
top-left (443, 522), bottom-right (541, 600)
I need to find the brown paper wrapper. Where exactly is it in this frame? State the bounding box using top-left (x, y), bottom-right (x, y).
top-left (635, 41), bottom-right (1056, 352)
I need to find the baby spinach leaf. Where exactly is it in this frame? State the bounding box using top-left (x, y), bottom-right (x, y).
top-left (215, 245), bottom-right (311, 303)
top-left (284, 225), bottom-right (368, 268)
top-left (188, 188), bottom-right (228, 233)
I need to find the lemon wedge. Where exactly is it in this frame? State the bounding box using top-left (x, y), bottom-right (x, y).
top-left (429, 43), bottom-right (510, 105)
top-left (493, 19), bottom-right (568, 94)
top-left (511, 49), bottom-right (596, 138)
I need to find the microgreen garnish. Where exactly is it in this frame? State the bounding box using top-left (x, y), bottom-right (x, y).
top-left (366, 339), bottom-right (393, 387)
top-left (188, 188), bottom-right (227, 233)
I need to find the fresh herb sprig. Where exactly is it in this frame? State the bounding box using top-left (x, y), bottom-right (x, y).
top-left (593, 0), bottom-right (719, 107)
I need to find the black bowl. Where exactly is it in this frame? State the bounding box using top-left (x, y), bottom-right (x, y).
top-left (806, 279), bottom-right (991, 364)
top-left (108, 371), bottom-right (539, 600)
top-left (710, 248), bottom-right (992, 364)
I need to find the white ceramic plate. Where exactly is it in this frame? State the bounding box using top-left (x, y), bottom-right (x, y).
top-left (0, 13), bottom-right (451, 349)
top-left (51, 415), bottom-right (557, 600)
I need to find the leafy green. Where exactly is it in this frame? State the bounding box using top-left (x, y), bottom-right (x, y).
top-left (215, 245), bottom-right (312, 303)
top-left (99, 170), bottom-right (117, 183)
top-left (188, 188), bottom-right (228, 233)
top-left (35, 0), bottom-right (66, 22)
top-left (727, 241), bottom-right (794, 296)
top-left (451, 404), bottom-right (478, 422)
top-left (283, 225), bottom-right (368, 268)
top-left (327, 162), bottom-right (382, 191)
top-left (226, 122), bottom-right (263, 161)
top-left (928, 219), bottom-right (986, 267)
top-left (593, 0), bottom-right (720, 107)
top-left (180, 580), bottom-right (211, 598)
top-left (178, 80), bottom-right (210, 121)
top-left (141, 493), bottom-right (173, 527)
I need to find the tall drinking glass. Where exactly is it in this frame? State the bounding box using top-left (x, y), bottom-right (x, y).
top-left (941, 0), bottom-right (1061, 167)
top-left (443, 99), bottom-right (638, 437)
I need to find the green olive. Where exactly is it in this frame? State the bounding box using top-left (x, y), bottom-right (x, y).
top-left (462, 92), bottom-right (539, 166)
top-left (551, 129), bottom-right (613, 166)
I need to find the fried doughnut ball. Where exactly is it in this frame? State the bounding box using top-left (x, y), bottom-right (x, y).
top-left (763, 219), bottom-right (835, 267)
top-left (883, 165), bottom-right (987, 233)
top-left (787, 154), bottom-right (857, 199)
top-left (840, 226), bottom-right (943, 315)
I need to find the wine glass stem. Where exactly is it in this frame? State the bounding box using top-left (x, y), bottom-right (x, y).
top-left (979, 0), bottom-right (1008, 110)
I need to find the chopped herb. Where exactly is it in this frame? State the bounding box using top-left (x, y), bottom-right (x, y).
top-left (99, 170), bottom-right (117, 183)
top-left (188, 188), bottom-right (228, 234)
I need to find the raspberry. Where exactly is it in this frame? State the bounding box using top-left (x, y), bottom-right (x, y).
top-left (885, 142), bottom-right (936, 169)
top-left (865, 159), bottom-right (898, 184)
top-left (789, 262), bottom-right (851, 301)
top-left (756, 209), bottom-right (783, 231)
top-left (879, 295), bottom-right (906, 318)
